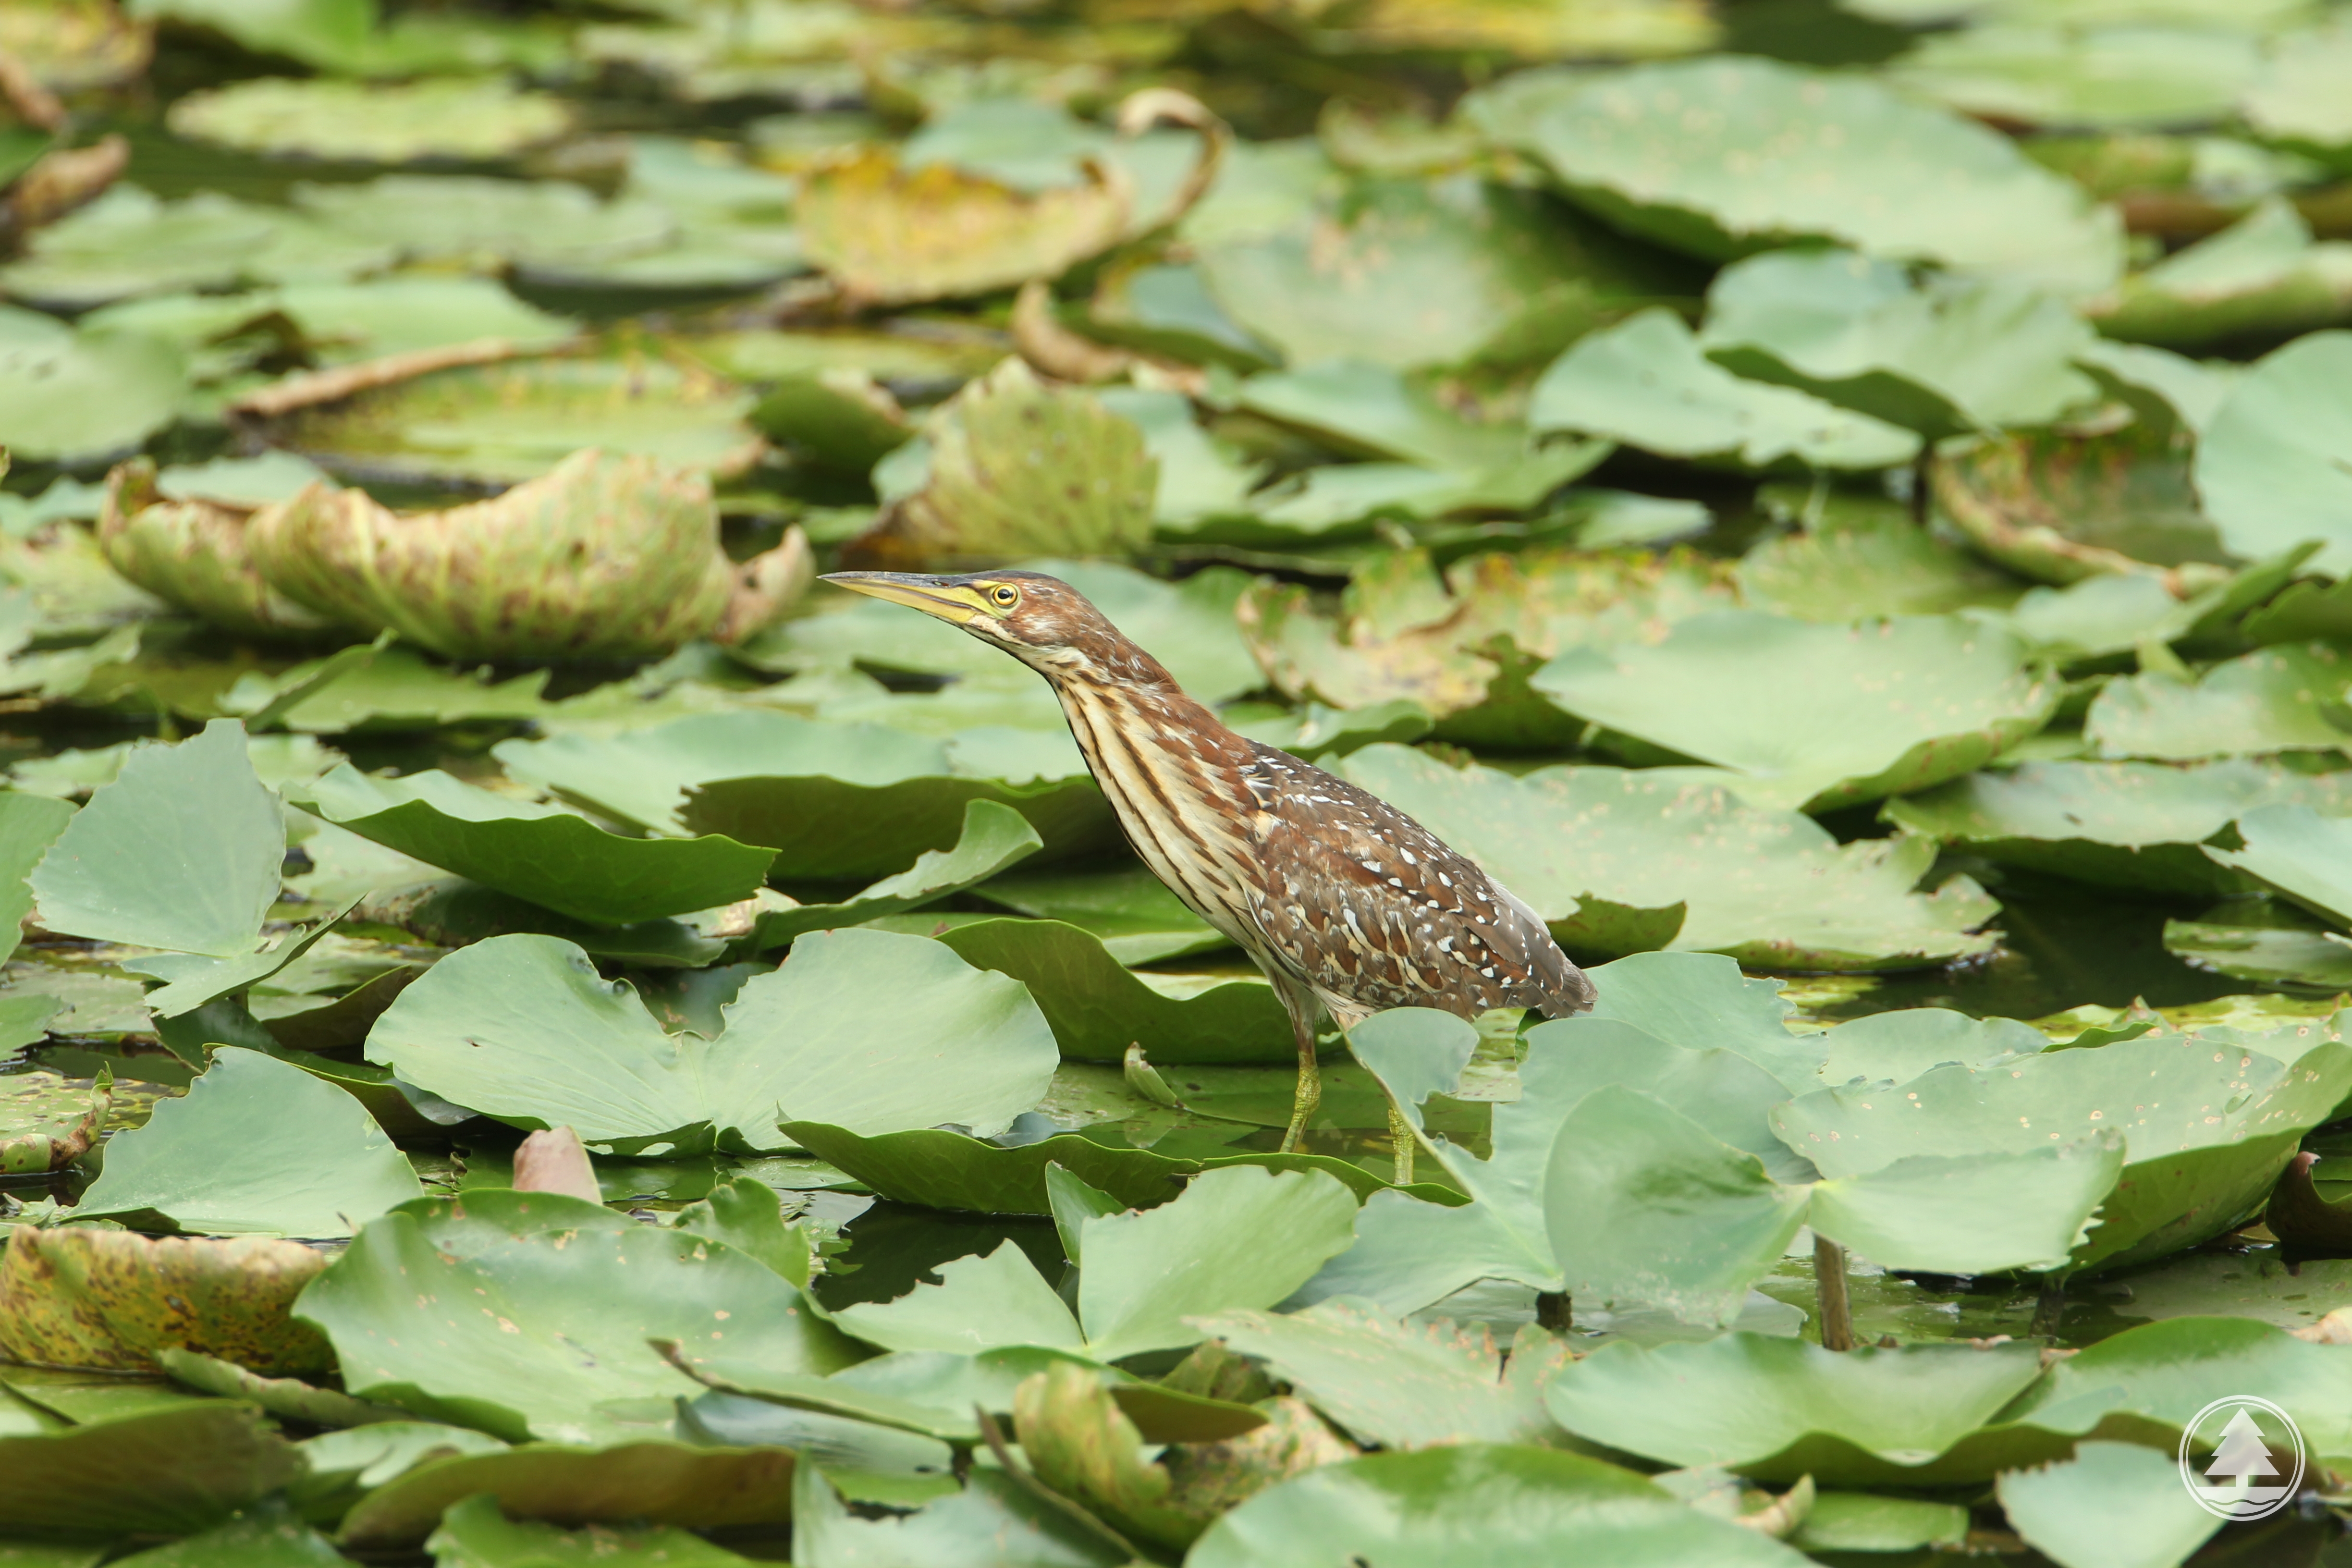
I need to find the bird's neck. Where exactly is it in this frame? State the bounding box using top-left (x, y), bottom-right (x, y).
top-left (1040, 654), bottom-right (1257, 778)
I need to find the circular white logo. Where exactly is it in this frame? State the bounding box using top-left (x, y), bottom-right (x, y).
top-left (2178, 1396), bottom-right (2305, 1522)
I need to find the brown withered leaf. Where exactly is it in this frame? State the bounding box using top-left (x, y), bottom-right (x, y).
top-left (845, 358), bottom-right (1157, 570)
top-left (97, 457), bottom-right (335, 641)
top-left (0, 1224), bottom-right (332, 1373)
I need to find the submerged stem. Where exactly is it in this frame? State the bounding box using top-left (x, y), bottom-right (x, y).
top-left (1815, 1234), bottom-right (1856, 1351)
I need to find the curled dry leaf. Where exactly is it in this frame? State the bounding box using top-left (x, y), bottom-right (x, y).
top-left (1932, 426), bottom-right (2232, 591)
top-left (5, 134), bottom-right (128, 237)
top-left (0, 1224), bottom-right (332, 1373)
top-left (98, 457), bottom-right (334, 640)
top-left (250, 449), bottom-right (809, 660)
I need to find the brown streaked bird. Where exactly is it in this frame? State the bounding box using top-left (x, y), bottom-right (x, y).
top-left (821, 569), bottom-right (1597, 1168)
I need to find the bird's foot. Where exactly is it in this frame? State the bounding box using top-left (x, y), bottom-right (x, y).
top-left (1279, 1061), bottom-right (1321, 1155)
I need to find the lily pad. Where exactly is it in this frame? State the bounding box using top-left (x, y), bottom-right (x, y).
top-left (1888, 24), bottom-right (2257, 132)
top-left (0, 187), bottom-right (396, 310)
top-left (367, 929), bottom-right (1057, 1151)
top-left (31, 719), bottom-right (282, 959)
top-left (167, 76), bottom-right (575, 163)
top-left (793, 1462), bottom-right (1124, 1568)
top-left (2083, 644), bottom-right (2352, 760)
top-left (301, 764), bottom-right (772, 927)
top-left (1530, 610), bottom-right (2058, 811)
top-left (1336, 746), bottom-right (1997, 969)
top-left (735, 799), bottom-right (1042, 953)
top-left (1482, 54), bottom-right (2123, 292)
top-left (0, 1406), bottom-right (304, 1540)
top-left (2092, 198), bottom-right (2352, 349)
top-left (1699, 247), bottom-right (2100, 437)
top-left (1734, 502), bottom-right (2023, 622)
top-left (1774, 1025), bottom-right (2352, 1271)
top-left (0, 306), bottom-right (188, 466)
top-left (291, 176), bottom-right (674, 273)
top-left (0, 1226), bottom-right (331, 1374)
top-left (1935, 423), bottom-right (2228, 588)
top-left (970, 865), bottom-right (1227, 964)
top-left (262, 351), bottom-right (762, 488)
top-left (2193, 329), bottom-right (2352, 574)
top-left (844, 359), bottom-right (1156, 568)
top-left (2204, 804), bottom-right (2352, 928)
top-left (1996, 1440), bottom-right (2223, 1568)
top-left (1529, 310), bottom-right (1922, 472)
top-left (496, 711), bottom-right (1111, 880)
top-left (423, 1494), bottom-right (758, 1568)
top-left (1186, 1445), bottom-right (1805, 1568)
top-left (929, 918), bottom-right (1289, 1063)
top-left (1195, 175), bottom-right (1698, 374)
top-left (1884, 759), bottom-right (2352, 894)
top-left (72, 1048), bottom-right (421, 1237)
top-left (296, 1188), bottom-right (858, 1445)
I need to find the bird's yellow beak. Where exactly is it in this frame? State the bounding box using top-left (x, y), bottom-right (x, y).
top-left (820, 572), bottom-right (989, 625)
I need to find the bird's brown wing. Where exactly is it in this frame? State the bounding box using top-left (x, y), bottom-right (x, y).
top-left (1236, 744), bottom-right (1595, 1021)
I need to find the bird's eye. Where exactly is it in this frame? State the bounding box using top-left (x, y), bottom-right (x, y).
top-left (991, 585), bottom-right (1018, 607)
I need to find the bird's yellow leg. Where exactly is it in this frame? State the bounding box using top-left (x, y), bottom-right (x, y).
top-left (1281, 1010), bottom-right (1321, 1154)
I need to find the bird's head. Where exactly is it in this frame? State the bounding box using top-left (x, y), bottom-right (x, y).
top-left (819, 570), bottom-right (1171, 686)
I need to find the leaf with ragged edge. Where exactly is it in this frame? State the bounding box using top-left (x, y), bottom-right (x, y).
top-left (1886, 758), bottom-right (2352, 895)
top-left (0, 1226), bottom-right (332, 1374)
top-left (294, 1189), bottom-right (860, 1445)
top-left (928, 918), bottom-right (1291, 1064)
top-left (1186, 1445), bottom-right (1809, 1568)
top-left (31, 718), bottom-right (281, 958)
top-left (1544, 1085), bottom-right (1812, 1330)
top-left (849, 360), bottom-right (1157, 567)
top-left (301, 764), bottom-right (776, 927)
top-left (0, 790), bottom-right (73, 968)
top-left (339, 1441), bottom-right (801, 1551)
top-left (832, 1242), bottom-right (1085, 1356)
top-left (1700, 248), bottom-right (2099, 438)
top-left (2195, 331), bottom-right (2352, 575)
top-left (1544, 1334), bottom-right (2051, 1485)
top-left (1773, 1025), bottom-right (2352, 1271)
top-left (1529, 310), bottom-right (1921, 472)
top-left (1808, 1136), bottom-right (2124, 1276)
top-left (1198, 1300), bottom-right (1569, 1451)
top-left (1530, 610), bottom-right (2058, 812)
top-left (1997, 1441), bottom-right (2222, 1568)
top-left (72, 1048), bottom-right (421, 1238)
top-left (1333, 747), bottom-right (1998, 971)
top-left (734, 799), bottom-right (1041, 951)
top-left (2086, 646), bottom-right (2352, 760)
top-left (1477, 54), bottom-right (2123, 292)
top-left (367, 929), bottom-right (1058, 1152)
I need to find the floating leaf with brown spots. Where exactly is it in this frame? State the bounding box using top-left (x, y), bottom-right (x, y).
top-left (0, 1225), bottom-right (332, 1373)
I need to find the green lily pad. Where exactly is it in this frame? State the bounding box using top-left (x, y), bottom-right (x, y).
top-left (0, 306), bottom-right (188, 466)
top-left (339, 1439), bottom-right (801, 1549)
top-left (0, 187), bottom-right (397, 310)
top-left (2163, 914), bottom-right (2352, 989)
top-left (1544, 1333), bottom-right (2051, 1484)
top-left (0, 1225), bottom-right (332, 1374)
top-left (2084, 645), bottom-right (2352, 760)
top-left (222, 645), bottom-right (552, 735)
top-left (1774, 1025), bottom-right (2352, 1271)
top-left (422, 1494), bottom-right (757, 1568)
top-left (72, 1047), bottom-right (419, 1237)
top-left (927, 919), bottom-right (1288, 1064)
top-left (31, 719), bottom-right (282, 959)
top-left (2093, 198), bottom-right (2352, 349)
top-left (2193, 328), bottom-right (2352, 575)
top-left (1884, 759), bottom-right (2352, 894)
top-left (1997, 1440), bottom-right (2223, 1568)
top-left (1699, 248), bottom-right (2100, 438)
top-left (1536, 609), bottom-right (2055, 810)
top-left (1336, 746), bottom-right (1997, 970)
top-left (368, 928), bottom-right (1057, 1151)
top-left (2240, 19), bottom-right (2352, 169)
top-left (0, 790), bottom-right (72, 969)
top-left (1482, 54), bottom-right (2123, 292)
top-left (291, 176), bottom-right (675, 273)
top-left (968, 864), bottom-right (1227, 964)
top-left (1734, 501), bottom-right (2024, 622)
top-left (301, 764), bottom-right (774, 927)
top-left (0, 1406), bottom-right (303, 1539)
top-left (1888, 24), bottom-right (2257, 132)
top-left (296, 1188), bottom-right (859, 1445)
top-left (1186, 1445), bottom-right (1805, 1568)
top-left (2205, 803), bottom-right (2352, 928)
top-left (263, 352), bottom-right (761, 488)
top-left (1195, 175), bottom-right (1697, 374)
top-left (832, 1165), bottom-right (1359, 1365)
top-left (167, 75), bottom-right (575, 163)
top-left (734, 799), bottom-right (1041, 953)
top-left (1530, 310), bottom-right (1922, 472)
top-left (793, 1462), bottom-right (1124, 1568)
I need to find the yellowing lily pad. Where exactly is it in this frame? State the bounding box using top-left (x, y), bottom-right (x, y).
top-left (166, 76), bottom-right (576, 164)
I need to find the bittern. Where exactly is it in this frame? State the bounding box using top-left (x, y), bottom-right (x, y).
top-left (822, 570), bottom-right (1597, 1170)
